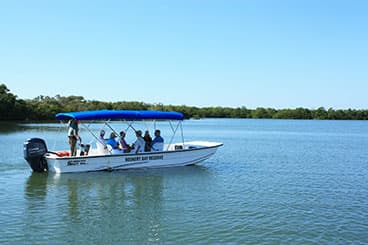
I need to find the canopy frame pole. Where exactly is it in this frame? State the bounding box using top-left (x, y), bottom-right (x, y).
top-left (180, 121), bottom-right (185, 147)
top-left (83, 122), bottom-right (95, 144)
top-left (144, 120), bottom-right (150, 132)
top-left (169, 121), bottom-right (175, 133)
top-left (121, 120), bottom-right (137, 133)
top-left (53, 120), bottom-right (68, 151)
top-left (167, 120), bottom-right (180, 150)
top-left (98, 120), bottom-right (108, 137)
top-left (122, 120), bottom-right (130, 132)
top-left (81, 122), bottom-right (107, 147)
top-left (104, 120), bottom-right (119, 136)
top-left (128, 123), bottom-right (137, 133)
top-left (81, 122), bottom-right (112, 154)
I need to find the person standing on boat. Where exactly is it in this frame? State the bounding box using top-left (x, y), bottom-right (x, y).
top-left (143, 130), bottom-right (152, 152)
top-left (151, 129), bottom-right (164, 151)
top-left (67, 119), bottom-right (80, 156)
top-left (133, 130), bottom-right (145, 153)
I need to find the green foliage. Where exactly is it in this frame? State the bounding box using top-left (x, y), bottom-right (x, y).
top-left (313, 107), bottom-right (328, 120)
top-left (252, 108), bottom-right (276, 119)
top-left (273, 108), bottom-right (312, 119)
top-left (0, 84), bottom-right (18, 120)
top-left (1, 83), bottom-right (368, 121)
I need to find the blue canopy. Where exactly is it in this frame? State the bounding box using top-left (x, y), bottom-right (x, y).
top-left (55, 110), bottom-right (184, 121)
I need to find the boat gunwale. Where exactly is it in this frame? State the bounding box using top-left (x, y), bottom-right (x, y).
top-left (45, 143), bottom-right (223, 161)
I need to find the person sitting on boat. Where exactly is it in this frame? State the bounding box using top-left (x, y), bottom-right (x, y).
top-left (119, 131), bottom-right (131, 153)
top-left (79, 141), bottom-right (90, 156)
top-left (151, 129), bottom-right (164, 151)
top-left (67, 119), bottom-right (80, 156)
top-left (143, 130), bottom-right (152, 152)
top-left (132, 130), bottom-right (145, 153)
top-left (106, 132), bottom-right (120, 150)
top-left (99, 130), bottom-right (107, 143)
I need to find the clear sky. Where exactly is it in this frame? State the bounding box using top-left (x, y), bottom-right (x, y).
top-left (1, 0), bottom-right (367, 109)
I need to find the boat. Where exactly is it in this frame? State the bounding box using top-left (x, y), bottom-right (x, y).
top-left (23, 110), bottom-right (223, 173)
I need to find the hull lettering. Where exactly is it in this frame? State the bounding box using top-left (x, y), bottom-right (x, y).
top-left (67, 159), bottom-right (87, 166)
top-left (125, 155), bottom-right (164, 162)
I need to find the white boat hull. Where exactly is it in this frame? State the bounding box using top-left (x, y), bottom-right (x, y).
top-left (45, 141), bottom-right (222, 173)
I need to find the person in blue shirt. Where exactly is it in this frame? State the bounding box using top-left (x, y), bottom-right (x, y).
top-left (106, 132), bottom-right (119, 149)
top-left (151, 129), bottom-right (164, 151)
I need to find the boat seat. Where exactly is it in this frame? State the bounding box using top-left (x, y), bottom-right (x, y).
top-left (105, 144), bottom-right (123, 154)
top-left (96, 141), bottom-right (108, 155)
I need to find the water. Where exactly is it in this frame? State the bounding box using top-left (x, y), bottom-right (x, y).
top-left (0, 119), bottom-right (367, 244)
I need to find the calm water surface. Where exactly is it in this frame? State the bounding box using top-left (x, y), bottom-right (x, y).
top-left (0, 119), bottom-right (367, 244)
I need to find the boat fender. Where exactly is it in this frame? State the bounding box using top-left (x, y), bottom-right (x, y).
top-left (56, 151), bottom-right (70, 157)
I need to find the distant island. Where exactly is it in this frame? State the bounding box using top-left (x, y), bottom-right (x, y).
top-left (1, 83), bottom-right (367, 121)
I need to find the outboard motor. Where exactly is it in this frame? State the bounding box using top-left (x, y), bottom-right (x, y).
top-left (24, 138), bottom-right (48, 172)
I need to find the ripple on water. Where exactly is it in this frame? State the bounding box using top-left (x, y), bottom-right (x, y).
top-left (1, 120), bottom-right (368, 244)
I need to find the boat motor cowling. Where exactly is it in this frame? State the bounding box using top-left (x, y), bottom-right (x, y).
top-left (24, 138), bottom-right (48, 172)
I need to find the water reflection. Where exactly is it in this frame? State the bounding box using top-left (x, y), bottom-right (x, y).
top-left (0, 122), bottom-right (64, 135)
top-left (24, 172), bottom-right (49, 200)
top-left (0, 122), bottom-right (27, 134)
top-left (24, 166), bottom-right (210, 243)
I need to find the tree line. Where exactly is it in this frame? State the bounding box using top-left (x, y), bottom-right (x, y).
top-left (1, 83), bottom-right (368, 121)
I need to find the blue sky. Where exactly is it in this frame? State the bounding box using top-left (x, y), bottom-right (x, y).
top-left (1, 0), bottom-right (367, 109)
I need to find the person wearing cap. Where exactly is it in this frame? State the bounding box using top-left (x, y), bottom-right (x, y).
top-left (67, 119), bottom-right (80, 156)
top-left (133, 130), bottom-right (145, 153)
top-left (99, 130), bottom-right (106, 143)
top-left (106, 132), bottom-right (119, 149)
